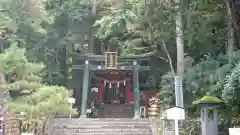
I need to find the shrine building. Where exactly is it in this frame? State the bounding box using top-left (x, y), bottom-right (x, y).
top-left (70, 51), bottom-right (157, 119)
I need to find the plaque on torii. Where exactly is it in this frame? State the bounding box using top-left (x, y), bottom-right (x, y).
top-left (105, 52), bottom-right (118, 69)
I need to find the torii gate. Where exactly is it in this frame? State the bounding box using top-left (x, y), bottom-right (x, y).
top-left (71, 52), bottom-right (154, 119)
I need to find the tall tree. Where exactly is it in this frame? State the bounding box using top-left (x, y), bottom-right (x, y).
top-left (174, 0), bottom-right (184, 108)
top-left (225, 0), bottom-right (235, 56)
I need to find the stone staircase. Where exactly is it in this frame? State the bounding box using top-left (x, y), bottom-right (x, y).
top-left (53, 118), bottom-right (153, 135)
top-left (100, 104), bottom-right (134, 118)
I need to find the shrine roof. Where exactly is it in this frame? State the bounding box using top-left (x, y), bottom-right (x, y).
top-left (72, 52), bottom-right (155, 62)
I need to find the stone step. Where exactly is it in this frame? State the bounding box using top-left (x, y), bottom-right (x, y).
top-left (55, 118), bottom-right (148, 120)
top-left (54, 120), bottom-right (150, 124)
top-left (100, 105), bottom-right (133, 109)
top-left (54, 130), bottom-right (152, 135)
top-left (101, 113), bottom-right (134, 115)
top-left (101, 111), bottom-right (134, 113)
top-left (53, 118), bottom-right (152, 135)
top-left (102, 110), bottom-right (133, 112)
top-left (102, 115), bottom-right (133, 118)
top-left (100, 104), bottom-right (133, 106)
top-left (102, 109), bottom-right (133, 111)
top-left (54, 124), bottom-right (149, 129)
top-left (54, 122), bottom-right (149, 126)
top-left (103, 114), bottom-right (134, 118)
top-left (53, 119), bottom-right (150, 126)
top-left (54, 122), bottom-right (149, 127)
top-left (102, 108), bottom-right (134, 112)
top-left (102, 110), bottom-right (134, 112)
top-left (55, 128), bottom-right (151, 132)
top-left (54, 132), bottom-right (152, 135)
top-left (103, 106), bottom-right (133, 108)
top-left (54, 127), bottom-right (152, 134)
top-left (54, 131), bottom-right (152, 135)
top-left (54, 118), bottom-right (149, 123)
top-left (102, 112), bottom-right (133, 114)
top-left (101, 109), bottom-right (134, 117)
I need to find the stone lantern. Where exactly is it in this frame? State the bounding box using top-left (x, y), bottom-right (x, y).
top-left (193, 95), bottom-right (224, 135)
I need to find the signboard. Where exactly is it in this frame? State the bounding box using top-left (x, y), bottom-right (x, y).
top-left (91, 87), bottom-right (98, 92)
top-left (229, 128), bottom-right (240, 135)
top-left (166, 107), bottom-right (185, 120)
top-left (21, 133), bottom-right (33, 135)
top-left (163, 131), bottom-right (174, 135)
top-left (68, 98), bottom-right (75, 104)
top-left (87, 109), bottom-right (92, 113)
top-left (105, 52), bottom-right (118, 69)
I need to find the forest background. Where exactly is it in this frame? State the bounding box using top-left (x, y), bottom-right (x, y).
top-left (0, 0), bottom-right (239, 133)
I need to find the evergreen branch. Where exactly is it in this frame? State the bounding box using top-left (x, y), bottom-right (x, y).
top-left (0, 80), bottom-right (41, 91)
top-left (161, 40), bottom-right (175, 76)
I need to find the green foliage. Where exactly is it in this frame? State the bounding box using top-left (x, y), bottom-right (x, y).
top-left (0, 44), bottom-right (77, 119)
top-left (94, 0), bottom-right (227, 58)
top-left (157, 72), bottom-right (174, 104)
top-left (94, 0), bottom-right (137, 39)
top-left (0, 44), bottom-right (44, 82)
top-left (223, 62), bottom-right (240, 104)
top-left (94, 0), bottom-right (176, 55)
top-left (7, 86), bottom-right (75, 118)
top-left (94, 0), bottom-right (229, 96)
top-left (183, 0), bottom-right (228, 52)
top-left (0, 0), bottom-right (91, 84)
top-left (159, 52), bottom-right (240, 124)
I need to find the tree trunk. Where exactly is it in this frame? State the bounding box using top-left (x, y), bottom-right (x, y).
top-left (175, 0), bottom-right (184, 77)
top-left (225, 0), bottom-right (235, 56)
top-left (88, 0), bottom-right (96, 53)
top-left (227, 0), bottom-right (240, 48)
top-left (175, 0), bottom-right (184, 108)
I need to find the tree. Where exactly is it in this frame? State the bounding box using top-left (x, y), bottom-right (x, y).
top-left (0, 0), bottom-right (92, 84)
top-left (0, 44), bottom-right (76, 132)
top-left (174, 0), bottom-right (184, 108)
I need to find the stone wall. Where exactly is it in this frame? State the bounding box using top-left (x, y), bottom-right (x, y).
top-left (150, 119), bottom-right (201, 135)
top-left (4, 114), bottom-right (20, 135)
top-left (3, 114), bottom-right (54, 135)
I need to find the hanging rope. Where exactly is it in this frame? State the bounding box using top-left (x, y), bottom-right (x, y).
top-left (91, 73), bottom-right (130, 84)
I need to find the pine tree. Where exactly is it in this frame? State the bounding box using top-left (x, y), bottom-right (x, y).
top-left (0, 43), bottom-right (77, 131)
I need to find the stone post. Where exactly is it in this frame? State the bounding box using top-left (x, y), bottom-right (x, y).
top-left (201, 106), bottom-right (218, 135)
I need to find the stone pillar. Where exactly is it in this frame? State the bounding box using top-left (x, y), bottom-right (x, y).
top-left (133, 61), bottom-right (140, 119)
top-left (201, 106), bottom-right (218, 135)
top-left (80, 60), bottom-right (90, 118)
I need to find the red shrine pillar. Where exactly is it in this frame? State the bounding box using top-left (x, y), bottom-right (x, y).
top-left (98, 80), bottom-right (104, 102)
top-left (125, 80), bottom-right (134, 103)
